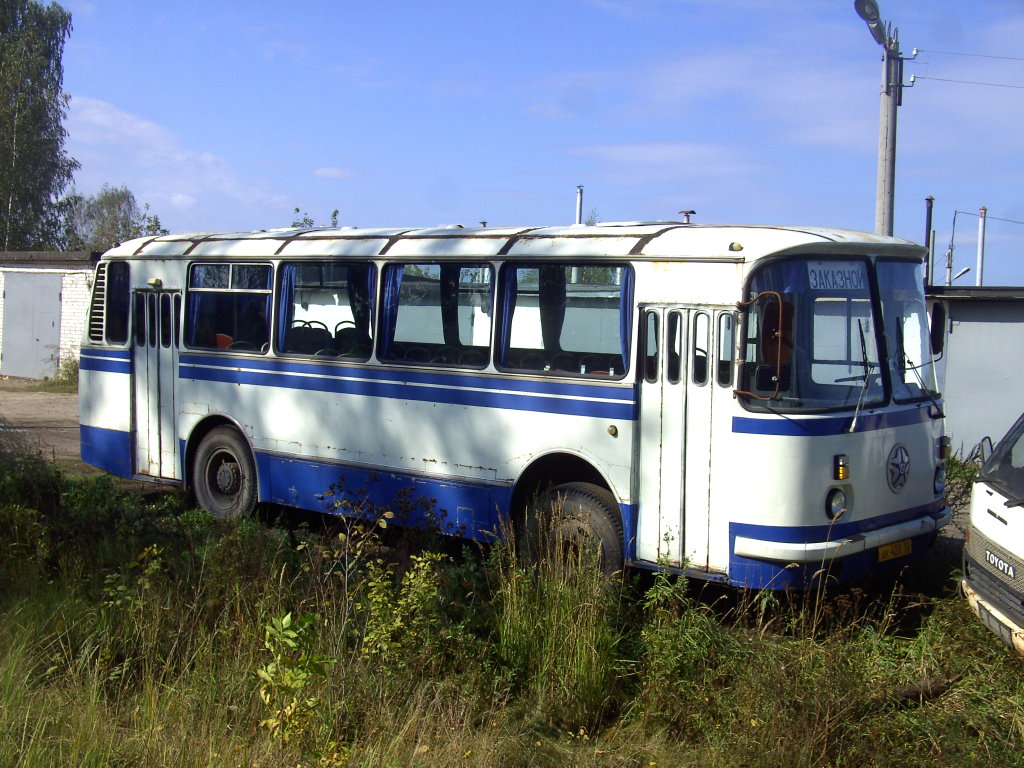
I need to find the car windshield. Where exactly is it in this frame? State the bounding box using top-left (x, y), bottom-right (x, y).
top-left (980, 414), bottom-right (1024, 500)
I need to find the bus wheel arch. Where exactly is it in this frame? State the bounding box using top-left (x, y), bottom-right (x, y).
top-left (186, 418), bottom-right (259, 519)
top-left (511, 453), bottom-right (624, 576)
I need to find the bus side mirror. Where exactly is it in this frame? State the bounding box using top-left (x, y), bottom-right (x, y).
top-left (929, 303), bottom-right (946, 355)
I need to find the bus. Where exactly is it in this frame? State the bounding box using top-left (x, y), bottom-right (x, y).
top-left (78, 221), bottom-right (952, 589)
top-left (963, 413), bottom-right (1024, 653)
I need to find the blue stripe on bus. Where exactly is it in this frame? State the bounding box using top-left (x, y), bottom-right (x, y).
top-left (732, 406), bottom-right (934, 436)
top-left (80, 424), bottom-right (133, 478)
top-left (179, 357), bottom-right (637, 420)
top-left (80, 348), bottom-right (132, 374)
top-left (177, 353), bottom-right (635, 400)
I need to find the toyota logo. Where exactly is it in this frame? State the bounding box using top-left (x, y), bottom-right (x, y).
top-left (886, 444), bottom-right (910, 492)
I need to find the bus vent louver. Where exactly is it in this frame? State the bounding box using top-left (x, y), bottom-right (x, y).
top-left (88, 262), bottom-right (107, 342)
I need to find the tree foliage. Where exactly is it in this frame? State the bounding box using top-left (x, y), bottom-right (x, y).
top-left (0, 0), bottom-right (77, 250)
top-left (291, 207), bottom-right (339, 228)
top-left (62, 184), bottom-right (168, 252)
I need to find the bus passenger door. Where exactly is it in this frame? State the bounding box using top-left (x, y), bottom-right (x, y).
top-left (636, 306), bottom-right (714, 569)
top-left (132, 290), bottom-right (181, 480)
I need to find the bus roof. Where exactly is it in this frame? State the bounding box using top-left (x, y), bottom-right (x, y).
top-left (102, 222), bottom-right (926, 262)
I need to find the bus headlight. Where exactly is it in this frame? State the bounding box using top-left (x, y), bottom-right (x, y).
top-left (826, 488), bottom-right (847, 520)
top-left (934, 466), bottom-right (946, 496)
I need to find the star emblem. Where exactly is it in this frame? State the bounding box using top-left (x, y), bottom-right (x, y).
top-left (886, 444), bottom-right (910, 492)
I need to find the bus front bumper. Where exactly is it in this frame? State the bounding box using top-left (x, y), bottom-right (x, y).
top-left (733, 506), bottom-right (952, 563)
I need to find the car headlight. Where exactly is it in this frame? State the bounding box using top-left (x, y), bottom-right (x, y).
top-left (934, 466), bottom-right (946, 496)
top-left (826, 488), bottom-right (848, 520)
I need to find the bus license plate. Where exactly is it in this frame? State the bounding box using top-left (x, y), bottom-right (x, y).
top-left (878, 539), bottom-right (912, 562)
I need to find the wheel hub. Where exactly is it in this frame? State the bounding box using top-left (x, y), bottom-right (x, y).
top-left (215, 460), bottom-right (240, 494)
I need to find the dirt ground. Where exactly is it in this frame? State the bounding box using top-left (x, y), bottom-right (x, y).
top-left (0, 376), bottom-right (87, 473)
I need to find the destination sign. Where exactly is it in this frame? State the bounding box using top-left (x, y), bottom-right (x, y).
top-left (806, 261), bottom-right (868, 292)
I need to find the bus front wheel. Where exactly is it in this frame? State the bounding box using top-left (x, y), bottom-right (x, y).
top-left (193, 426), bottom-right (258, 519)
top-left (522, 482), bottom-right (624, 577)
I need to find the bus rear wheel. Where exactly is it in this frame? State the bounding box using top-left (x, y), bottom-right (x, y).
top-left (521, 482), bottom-right (624, 577)
top-left (193, 426), bottom-right (258, 519)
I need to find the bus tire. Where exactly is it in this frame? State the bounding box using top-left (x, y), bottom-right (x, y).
top-left (193, 426), bottom-right (258, 519)
top-left (522, 482), bottom-right (624, 577)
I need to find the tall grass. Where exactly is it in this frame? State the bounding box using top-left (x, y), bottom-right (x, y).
top-left (2, 423), bottom-right (1023, 767)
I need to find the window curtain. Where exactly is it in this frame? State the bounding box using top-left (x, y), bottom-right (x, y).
top-left (497, 267), bottom-right (518, 366)
top-left (618, 267), bottom-right (634, 372)
top-left (184, 265), bottom-right (207, 347)
top-left (379, 265), bottom-right (404, 359)
top-left (439, 264), bottom-right (461, 346)
top-left (277, 265), bottom-right (296, 351)
top-left (347, 264), bottom-right (376, 337)
top-left (538, 265), bottom-right (566, 353)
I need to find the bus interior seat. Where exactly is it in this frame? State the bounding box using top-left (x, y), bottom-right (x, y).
top-left (335, 327), bottom-right (373, 357)
top-left (287, 326), bottom-right (333, 354)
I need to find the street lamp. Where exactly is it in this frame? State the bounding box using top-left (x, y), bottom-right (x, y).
top-left (854, 0), bottom-right (911, 237)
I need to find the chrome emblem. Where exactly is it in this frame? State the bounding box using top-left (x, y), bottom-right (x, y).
top-left (886, 444), bottom-right (910, 492)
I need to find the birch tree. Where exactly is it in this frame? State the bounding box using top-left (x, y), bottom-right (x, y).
top-left (0, 0), bottom-right (77, 250)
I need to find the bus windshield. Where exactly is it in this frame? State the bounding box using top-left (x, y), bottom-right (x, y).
top-left (876, 259), bottom-right (939, 403)
top-left (739, 256), bottom-right (936, 412)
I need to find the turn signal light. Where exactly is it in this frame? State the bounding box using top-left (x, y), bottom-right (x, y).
top-left (834, 454), bottom-right (850, 481)
top-left (939, 436), bottom-right (951, 460)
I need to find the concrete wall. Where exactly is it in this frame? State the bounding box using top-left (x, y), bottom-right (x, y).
top-left (938, 296), bottom-right (1024, 454)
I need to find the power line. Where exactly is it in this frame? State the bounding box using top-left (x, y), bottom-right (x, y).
top-left (917, 49), bottom-right (1024, 62)
top-left (911, 74), bottom-right (1024, 90)
top-left (952, 211), bottom-right (1024, 227)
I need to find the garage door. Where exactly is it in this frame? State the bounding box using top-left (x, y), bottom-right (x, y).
top-left (1, 272), bottom-right (62, 379)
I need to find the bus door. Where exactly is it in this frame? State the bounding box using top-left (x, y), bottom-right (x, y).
top-left (636, 306), bottom-right (715, 569)
top-left (132, 289), bottom-right (181, 479)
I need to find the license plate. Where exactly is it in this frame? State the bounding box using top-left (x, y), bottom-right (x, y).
top-left (878, 539), bottom-right (912, 562)
top-left (978, 602), bottom-right (1016, 648)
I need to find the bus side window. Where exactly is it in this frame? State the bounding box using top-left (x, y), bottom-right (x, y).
top-left (666, 310), bottom-right (681, 384)
top-left (92, 261), bottom-right (130, 345)
top-left (498, 263), bottom-right (632, 377)
top-left (184, 263), bottom-right (271, 353)
top-left (643, 310), bottom-right (659, 383)
top-left (717, 313), bottom-right (735, 387)
top-left (691, 311), bottom-right (709, 385)
top-left (379, 262), bottom-right (492, 367)
top-left (133, 293), bottom-right (146, 347)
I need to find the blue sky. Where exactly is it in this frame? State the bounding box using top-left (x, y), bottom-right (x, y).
top-left (60, 1), bottom-right (1024, 284)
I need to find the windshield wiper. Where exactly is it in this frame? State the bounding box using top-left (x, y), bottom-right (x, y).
top-left (904, 352), bottom-right (945, 418)
top-left (848, 319), bottom-right (875, 434)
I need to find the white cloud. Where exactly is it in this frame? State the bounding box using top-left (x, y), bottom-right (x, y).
top-left (65, 96), bottom-right (288, 231)
top-left (314, 166), bottom-right (356, 179)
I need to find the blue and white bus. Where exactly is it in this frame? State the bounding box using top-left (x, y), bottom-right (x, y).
top-left (79, 222), bottom-right (951, 589)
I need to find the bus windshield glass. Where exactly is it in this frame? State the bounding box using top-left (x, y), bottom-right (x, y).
top-left (875, 259), bottom-right (939, 402)
top-left (740, 257), bottom-right (884, 412)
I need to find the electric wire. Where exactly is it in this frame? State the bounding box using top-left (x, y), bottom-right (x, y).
top-left (911, 74), bottom-right (1024, 90)
top-left (914, 48), bottom-right (1024, 62)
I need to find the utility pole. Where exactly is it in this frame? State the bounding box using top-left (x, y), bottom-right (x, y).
top-left (855, 1), bottom-right (914, 237)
